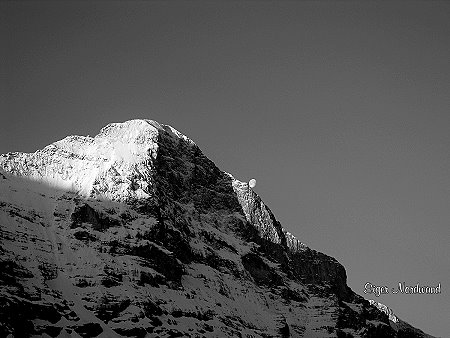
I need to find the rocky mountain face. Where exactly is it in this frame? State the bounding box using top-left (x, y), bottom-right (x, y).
top-left (0, 119), bottom-right (435, 337)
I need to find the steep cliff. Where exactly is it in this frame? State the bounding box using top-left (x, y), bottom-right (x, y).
top-left (0, 119), bottom-right (435, 337)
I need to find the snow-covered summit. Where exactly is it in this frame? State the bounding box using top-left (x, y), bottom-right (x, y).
top-left (0, 119), bottom-right (192, 201)
top-left (96, 119), bottom-right (194, 146)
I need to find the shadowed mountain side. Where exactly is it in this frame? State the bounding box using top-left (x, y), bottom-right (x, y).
top-left (0, 119), bottom-right (436, 337)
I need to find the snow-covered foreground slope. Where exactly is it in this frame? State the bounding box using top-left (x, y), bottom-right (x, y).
top-left (0, 120), bottom-right (435, 337)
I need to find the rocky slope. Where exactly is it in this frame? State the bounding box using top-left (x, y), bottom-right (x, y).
top-left (0, 119), bottom-right (435, 337)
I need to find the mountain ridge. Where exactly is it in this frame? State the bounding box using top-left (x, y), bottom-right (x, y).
top-left (0, 119), bottom-right (436, 337)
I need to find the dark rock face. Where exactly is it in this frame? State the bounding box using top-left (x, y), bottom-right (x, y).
top-left (73, 322), bottom-right (103, 337)
top-left (242, 252), bottom-right (284, 287)
top-left (0, 120), bottom-right (436, 337)
top-left (290, 248), bottom-right (351, 301)
top-left (71, 203), bottom-right (121, 231)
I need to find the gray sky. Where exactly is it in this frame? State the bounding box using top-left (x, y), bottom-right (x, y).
top-left (2, 1), bottom-right (449, 336)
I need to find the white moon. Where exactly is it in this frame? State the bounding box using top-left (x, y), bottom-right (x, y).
top-left (249, 178), bottom-right (256, 188)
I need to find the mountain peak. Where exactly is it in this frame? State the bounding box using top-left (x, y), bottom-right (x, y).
top-left (97, 119), bottom-right (195, 146)
top-left (0, 119), bottom-right (436, 337)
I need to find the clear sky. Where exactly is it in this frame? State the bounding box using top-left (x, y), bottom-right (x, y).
top-left (2, 1), bottom-right (449, 336)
